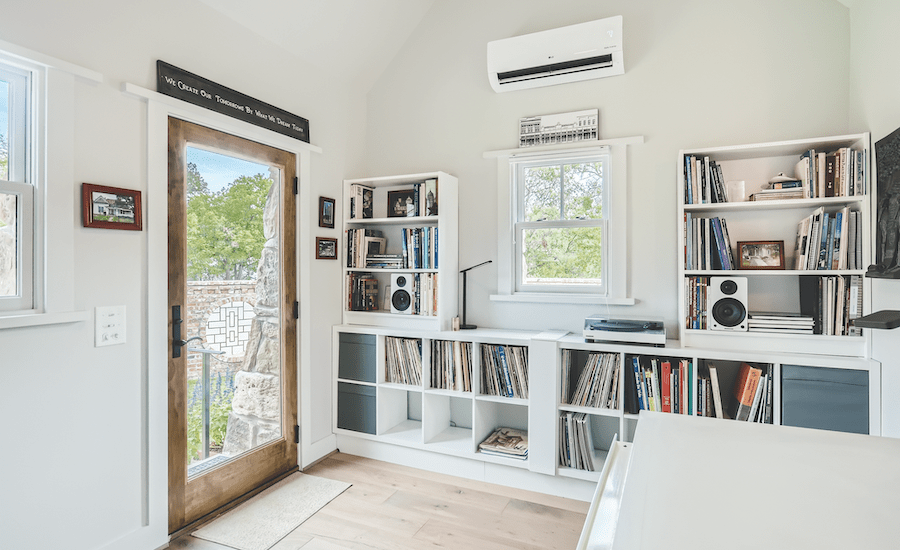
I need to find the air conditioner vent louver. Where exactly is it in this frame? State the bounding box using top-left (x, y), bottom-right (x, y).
top-left (487, 16), bottom-right (624, 93)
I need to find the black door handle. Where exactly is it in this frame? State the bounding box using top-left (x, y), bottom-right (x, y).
top-left (172, 305), bottom-right (184, 358)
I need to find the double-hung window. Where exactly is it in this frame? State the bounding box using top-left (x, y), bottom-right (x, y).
top-left (515, 150), bottom-right (608, 294)
top-left (0, 61), bottom-right (33, 312)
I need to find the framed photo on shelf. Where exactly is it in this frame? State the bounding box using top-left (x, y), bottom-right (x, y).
top-left (364, 236), bottom-right (386, 257)
top-left (737, 240), bottom-right (785, 270)
top-left (316, 237), bottom-right (338, 260)
top-left (82, 183), bottom-right (143, 231)
top-left (387, 189), bottom-right (416, 218)
top-left (319, 196), bottom-right (335, 228)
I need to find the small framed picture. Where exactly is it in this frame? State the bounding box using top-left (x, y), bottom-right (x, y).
top-left (387, 189), bottom-right (416, 218)
top-left (319, 196), bottom-right (335, 228)
top-left (82, 183), bottom-right (143, 231)
top-left (316, 237), bottom-right (338, 260)
top-left (737, 240), bottom-right (785, 270)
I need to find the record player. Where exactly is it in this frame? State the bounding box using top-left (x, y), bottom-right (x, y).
top-left (583, 315), bottom-right (666, 346)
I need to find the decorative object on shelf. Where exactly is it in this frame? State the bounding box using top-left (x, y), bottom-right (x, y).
top-left (459, 260), bottom-right (492, 330)
top-left (478, 427), bottom-right (528, 460)
top-left (737, 241), bottom-right (785, 270)
top-left (869, 126), bottom-right (900, 279)
top-left (82, 183), bottom-right (143, 231)
top-left (519, 109), bottom-right (598, 148)
top-left (725, 180), bottom-right (745, 202)
top-left (387, 189), bottom-right (417, 218)
top-left (318, 196), bottom-right (335, 228)
top-left (315, 237), bottom-right (337, 260)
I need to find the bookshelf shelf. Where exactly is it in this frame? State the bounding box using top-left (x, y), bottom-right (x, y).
top-left (678, 133), bottom-right (874, 357)
top-left (474, 395), bottom-right (529, 406)
top-left (559, 404), bottom-right (620, 419)
top-left (346, 215), bottom-right (439, 226)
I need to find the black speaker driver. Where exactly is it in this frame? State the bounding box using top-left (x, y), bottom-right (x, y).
top-left (712, 297), bottom-right (746, 327)
top-left (395, 275), bottom-right (407, 288)
top-left (392, 289), bottom-right (411, 311)
top-left (720, 279), bottom-right (738, 295)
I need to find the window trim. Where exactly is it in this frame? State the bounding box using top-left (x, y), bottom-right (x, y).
top-left (0, 39), bottom-right (99, 327)
top-left (486, 137), bottom-right (642, 305)
top-left (513, 151), bottom-right (610, 295)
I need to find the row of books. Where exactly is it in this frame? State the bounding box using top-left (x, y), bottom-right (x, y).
top-left (684, 155), bottom-right (729, 204)
top-left (799, 275), bottom-right (863, 336)
top-left (559, 412), bottom-right (596, 472)
top-left (480, 344), bottom-right (528, 399)
top-left (346, 272), bottom-right (378, 311)
top-left (560, 351), bottom-right (620, 410)
top-left (684, 276), bottom-right (710, 329)
top-left (794, 147), bottom-right (866, 199)
top-left (430, 340), bottom-right (472, 392)
top-left (346, 228), bottom-right (384, 268)
top-left (697, 363), bottom-right (773, 423)
top-left (794, 206), bottom-right (862, 271)
top-left (384, 336), bottom-right (422, 386)
top-left (348, 183), bottom-right (374, 219)
top-left (749, 180), bottom-right (806, 201)
top-left (625, 356), bottom-right (694, 415)
top-left (401, 227), bottom-right (438, 269)
top-left (404, 273), bottom-right (438, 317)
top-left (407, 178), bottom-right (438, 217)
top-left (747, 312), bottom-right (814, 335)
top-left (478, 427), bottom-right (528, 460)
top-left (684, 214), bottom-right (736, 270)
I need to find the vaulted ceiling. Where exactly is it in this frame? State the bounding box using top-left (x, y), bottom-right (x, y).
top-left (198, 0), bottom-right (436, 91)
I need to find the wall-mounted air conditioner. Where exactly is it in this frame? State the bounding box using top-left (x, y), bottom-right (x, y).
top-left (487, 16), bottom-right (624, 93)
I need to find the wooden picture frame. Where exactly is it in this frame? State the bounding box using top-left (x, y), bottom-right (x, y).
top-left (316, 237), bottom-right (338, 260)
top-left (82, 183), bottom-right (143, 230)
top-left (319, 196), bottom-right (335, 228)
top-left (387, 189), bottom-right (416, 218)
top-left (737, 240), bottom-right (785, 270)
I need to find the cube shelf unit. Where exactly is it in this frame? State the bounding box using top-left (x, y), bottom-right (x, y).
top-left (342, 172), bottom-right (458, 331)
top-left (677, 133), bottom-right (874, 357)
top-left (334, 327), bottom-right (881, 495)
top-left (333, 325), bottom-right (541, 472)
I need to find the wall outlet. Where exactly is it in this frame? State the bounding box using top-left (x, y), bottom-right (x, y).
top-left (95, 305), bottom-right (126, 347)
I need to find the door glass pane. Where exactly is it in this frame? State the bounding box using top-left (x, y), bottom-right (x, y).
top-left (184, 146), bottom-right (282, 478)
top-left (521, 226), bottom-right (602, 286)
top-left (0, 192), bottom-right (16, 296)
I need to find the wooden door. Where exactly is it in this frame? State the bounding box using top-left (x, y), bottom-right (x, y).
top-left (167, 117), bottom-right (297, 532)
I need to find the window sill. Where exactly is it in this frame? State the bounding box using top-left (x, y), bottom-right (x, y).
top-left (0, 310), bottom-right (90, 330)
top-left (489, 293), bottom-right (636, 306)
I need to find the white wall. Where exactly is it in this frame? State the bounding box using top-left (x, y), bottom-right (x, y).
top-left (0, 1), bottom-right (360, 549)
top-left (848, 0), bottom-right (900, 436)
top-left (363, 0), bottom-right (852, 334)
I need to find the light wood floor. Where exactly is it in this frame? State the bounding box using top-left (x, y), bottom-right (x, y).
top-left (169, 452), bottom-right (590, 550)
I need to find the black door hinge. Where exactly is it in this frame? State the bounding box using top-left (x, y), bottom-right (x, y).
top-left (294, 425), bottom-right (300, 444)
top-left (293, 301), bottom-right (299, 319)
top-left (293, 176), bottom-right (298, 195)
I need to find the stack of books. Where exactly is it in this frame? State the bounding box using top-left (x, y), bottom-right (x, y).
top-left (478, 427), bottom-right (528, 460)
top-left (480, 344), bottom-right (528, 398)
top-left (365, 254), bottom-right (404, 269)
top-left (749, 186), bottom-right (804, 201)
top-left (747, 312), bottom-right (815, 334)
top-left (346, 272), bottom-right (379, 311)
top-left (384, 336), bottom-right (422, 386)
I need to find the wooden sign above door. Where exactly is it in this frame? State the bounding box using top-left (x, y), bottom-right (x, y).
top-left (156, 60), bottom-right (310, 143)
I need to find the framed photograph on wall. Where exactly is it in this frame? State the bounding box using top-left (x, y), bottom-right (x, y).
top-left (319, 196), bottom-right (335, 228)
top-left (316, 237), bottom-right (338, 260)
top-left (737, 240), bottom-right (785, 270)
top-left (82, 183), bottom-right (143, 230)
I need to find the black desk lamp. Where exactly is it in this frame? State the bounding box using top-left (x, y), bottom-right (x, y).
top-left (459, 260), bottom-right (492, 330)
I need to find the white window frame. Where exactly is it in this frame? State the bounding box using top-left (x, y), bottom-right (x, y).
top-left (0, 40), bottom-right (99, 328)
top-left (514, 150), bottom-right (610, 295)
top-left (487, 138), bottom-right (642, 305)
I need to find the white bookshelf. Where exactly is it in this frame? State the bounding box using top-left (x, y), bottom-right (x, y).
top-left (677, 133), bottom-right (874, 357)
top-left (342, 172), bottom-right (458, 331)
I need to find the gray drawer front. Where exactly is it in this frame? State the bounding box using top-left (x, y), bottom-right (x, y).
top-left (338, 332), bottom-right (376, 383)
top-left (337, 382), bottom-right (376, 434)
top-left (781, 365), bottom-right (868, 435)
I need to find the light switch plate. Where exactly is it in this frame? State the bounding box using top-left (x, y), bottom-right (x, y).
top-left (95, 305), bottom-right (126, 347)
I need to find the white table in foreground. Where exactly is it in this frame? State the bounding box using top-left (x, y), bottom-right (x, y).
top-left (578, 411), bottom-right (900, 550)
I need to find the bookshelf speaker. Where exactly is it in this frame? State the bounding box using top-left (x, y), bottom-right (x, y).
top-left (390, 273), bottom-right (413, 315)
top-left (708, 276), bottom-right (748, 331)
